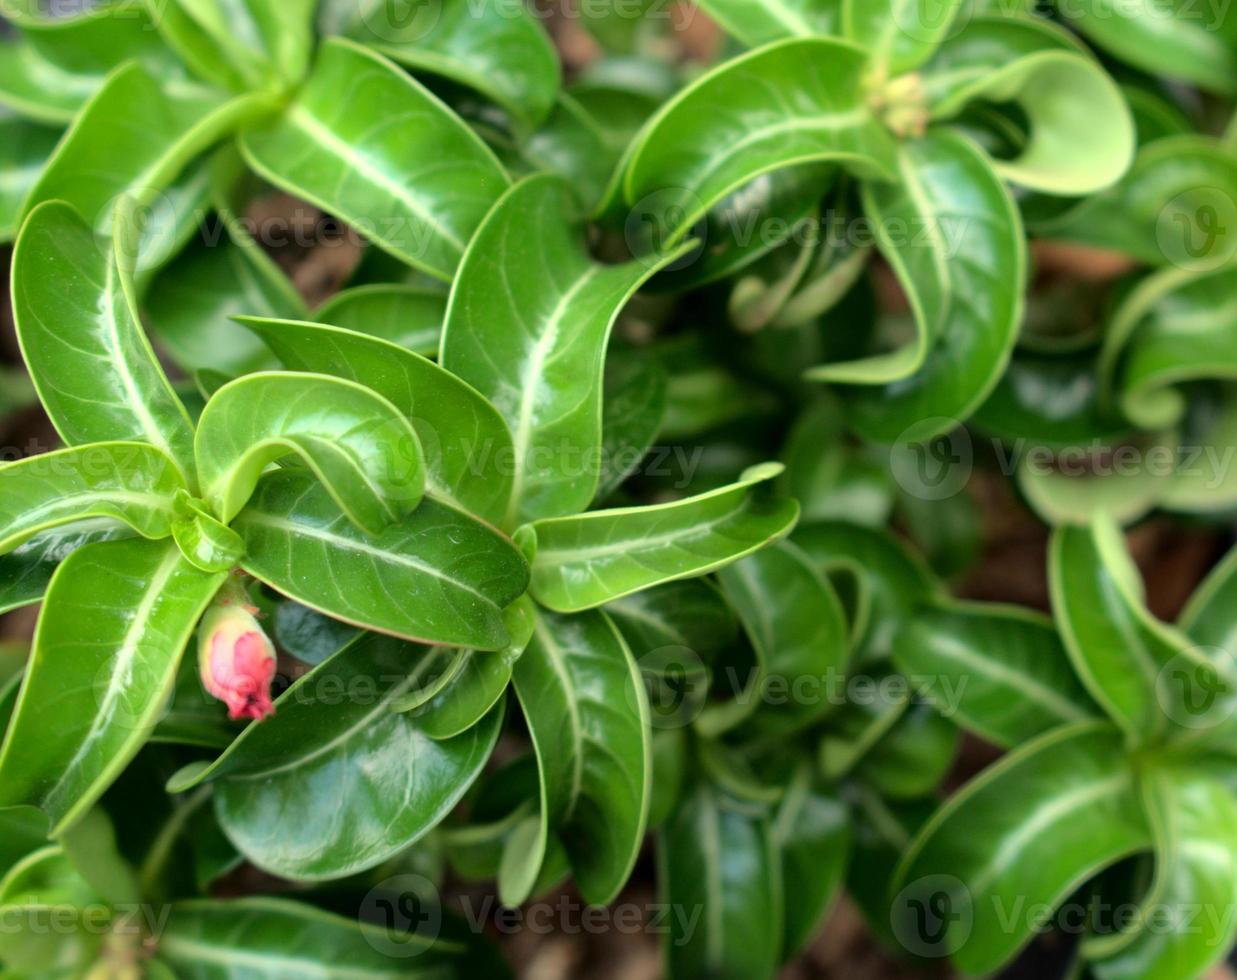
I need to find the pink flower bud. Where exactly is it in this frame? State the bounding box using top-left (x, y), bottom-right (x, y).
top-left (198, 602), bottom-right (277, 722)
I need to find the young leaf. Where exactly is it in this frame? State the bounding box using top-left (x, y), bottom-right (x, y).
top-left (324, 0), bottom-right (561, 131)
top-left (508, 609), bottom-right (650, 906)
top-left (239, 37), bottom-right (510, 280)
top-left (524, 463), bottom-right (799, 613)
top-left (0, 539), bottom-right (225, 835)
top-left (440, 174), bottom-right (692, 527)
top-left (693, 0), bottom-right (841, 47)
top-left (240, 317), bottom-right (513, 526)
top-left (658, 782), bottom-right (783, 980)
top-left (13, 201), bottom-right (198, 484)
top-left (314, 284), bottom-right (446, 356)
top-left (894, 600), bottom-right (1100, 748)
top-left (843, 0), bottom-right (967, 75)
top-left (194, 372), bottom-right (425, 532)
top-left (169, 634), bottom-right (504, 881)
top-left (922, 16), bottom-right (1134, 194)
top-left (892, 723), bottom-right (1151, 974)
top-left (233, 470), bottom-right (528, 650)
top-left (159, 897), bottom-right (447, 975)
top-left (622, 38), bottom-right (897, 245)
top-left (0, 443), bottom-right (185, 555)
top-left (819, 130), bottom-right (1025, 442)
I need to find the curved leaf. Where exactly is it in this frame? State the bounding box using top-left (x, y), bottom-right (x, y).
top-left (821, 130), bottom-right (1025, 442)
top-left (857, 701), bottom-right (959, 798)
top-left (922, 16), bottom-right (1134, 194)
top-left (314, 284), bottom-right (445, 356)
top-left (440, 173), bottom-right (692, 527)
top-left (508, 608), bottom-right (650, 906)
top-left (844, 0), bottom-right (967, 75)
top-left (692, 0), bottom-right (840, 47)
top-left (0, 114), bottom-right (59, 241)
top-left (239, 37), bottom-right (509, 280)
top-left (195, 372), bottom-right (425, 532)
top-left (892, 723), bottom-right (1151, 974)
top-left (240, 317), bottom-right (513, 525)
top-left (0, 539), bottom-right (224, 835)
top-left (13, 200), bottom-right (197, 484)
top-left (621, 38), bottom-right (897, 246)
top-left (325, 0), bottom-right (560, 131)
top-left (894, 600), bottom-right (1100, 748)
top-left (658, 782), bottom-right (783, 980)
top-left (170, 634), bottom-right (504, 881)
top-left (233, 470), bottom-right (527, 650)
top-left (525, 463), bottom-right (799, 612)
top-left (0, 443), bottom-right (184, 555)
top-left (0, 522), bottom-right (135, 615)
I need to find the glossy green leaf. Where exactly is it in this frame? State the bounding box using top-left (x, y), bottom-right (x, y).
top-left (1051, 516), bottom-right (1214, 744)
top-left (0, 538), bottom-right (224, 835)
top-left (694, 0), bottom-right (840, 46)
top-left (775, 762), bottom-right (849, 958)
top-left (0, 522), bottom-right (134, 615)
top-left (168, 633), bottom-right (504, 881)
top-left (525, 462), bottom-right (799, 612)
top-left (0, 443), bottom-right (184, 555)
top-left (923, 16), bottom-right (1134, 194)
top-left (892, 723), bottom-right (1151, 974)
top-left (241, 317), bottom-right (513, 525)
top-left (894, 600), bottom-right (1100, 748)
top-left (622, 38), bottom-right (897, 246)
top-left (1059, 0), bottom-right (1237, 95)
top-left (159, 897), bottom-right (447, 976)
top-left (13, 200), bottom-right (198, 484)
top-left (508, 608), bottom-right (650, 906)
top-left (820, 130), bottom-right (1025, 442)
top-left (314, 284), bottom-right (445, 356)
top-left (0, 114), bottom-right (59, 241)
top-left (1090, 768), bottom-right (1237, 980)
top-left (271, 599), bottom-right (359, 667)
top-left (325, 0), bottom-right (560, 131)
top-left (844, 0), bottom-right (966, 74)
top-left (233, 470), bottom-right (527, 650)
top-left (194, 372), bottom-right (425, 532)
top-left (606, 578), bottom-right (739, 666)
top-left (597, 353), bottom-right (668, 502)
top-left (659, 781), bottom-right (783, 980)
top-left (441, 173), bottom-right (692, 527)
top-left (239, 37), bottom-right (509, 280)
top-left (862, 702), bottom-right (959, 801)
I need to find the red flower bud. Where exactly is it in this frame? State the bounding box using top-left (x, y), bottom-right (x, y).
top-left (197, 601), bottom-right (277, 722)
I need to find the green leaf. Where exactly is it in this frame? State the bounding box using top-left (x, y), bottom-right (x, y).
top-left (597, 353), bottom-right (668, 502)
top-left (0, 114), bottom-right (59, 242)
top-left (167, 633), bottom-right (503, 881)
top-left (1050, 516), bottom-right (1213, 745)
top-left (326, 0), bottom-right (560, 131)
top-left (149, 0), bottom-right (316, 91)
top-left (894, 600), bottom-right (1100, 748)
top-left (843, 0), bottom-right (966, 74)
top-left (892, 723), bottom-right (1151, 974)
top-left (1089, 768), bottom-right (1237, 980)
top-left (159, 897), bottom-right (448, 976)
top-left (239, 37), bottom-right (509, 281)
top-left (440, 173), bottom-right (692, 527)
top-left (0, 538), bottom-right (224, 835)
top-left (693, 0), bottom-right (840, 47)
top-left (658, 781), bottom-right (783, 980)
top-left (705, 541), bottom-right (849, 737)
top-left (1059, 0), bottom-right (1237, 95)
top-left (508, 608), bottom-right (650, 906)
top-left (13, 200), bottom-right (198, 485)
top-left (922, 15), bottom-right (1134, 194)
top-left (0, 443), bottom-right (185, 555)
top-left (859, 700), bottom-right (960, 799)
top-left (240, 317), bottom-right (514, 526)
top-left (606, 578), bottom-right (739, 667)
top-left (194, 371), bottom-right (425, 532)
top-left (0, 522), bottom-right (134, 615)
top-left (233, 470), bottom-right (528, 650)
top-left (621, 38), bottom-right (897, 247)
top-left (525, 462), bottom-right (799, 613)
top-left (314, 284), bottom-right (445, 356)
top-left (818, 130), bottom-right (1025, 442)
top-left (774, 762), bottom-right (849, 959)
